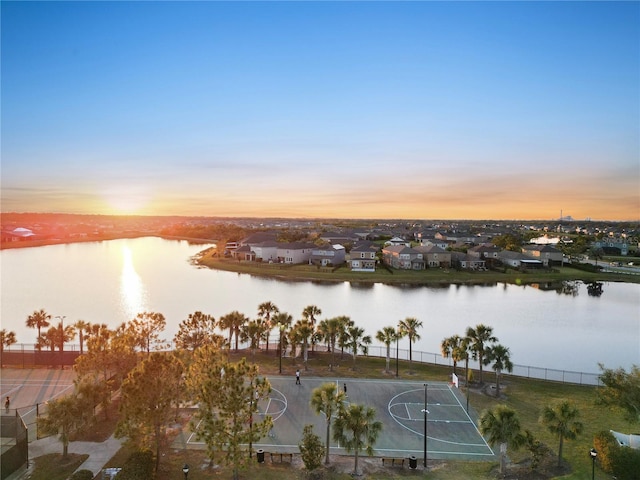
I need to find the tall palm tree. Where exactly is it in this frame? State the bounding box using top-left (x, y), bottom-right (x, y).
top-left (26, 308), bottom-right (51, 351)
top-left (218, 311), bottom-right (248, 352)
top-left (0, 329), bottom-right (17, 354)
top-left (479, 405), bottom-right (525, 475)
top-left (441, 334), bottom-right (465, 376)
top-left (240, 320), bottom-right (264, 357)
top-left (540, 400), bottom-right (584, 467)
top-left (273, 312), bottom-right (292, 361)
top-left (257, 301), bottom-right (279, 352)
top-left (302, 305), bottom-right (321, 353)
top-left (484, 344), bottom-right (513, 397)
top-left (466, 324), bottom-right (497, 384)
top-left (344, 326), bottom-right (371, 370)
top-left (317, 317), bottom-right (343, 371)
top-left (376, 326), bottom-right (398, 374)
top-left (73, 320), bottom-right (91, 355)
top-left (301, 305), bottom-right (322, 327)
top-left (398, 317), bottom-right (422, 372)
top-left (333, 403), bottom-right (383, 476)
top-left (310, 382), bottom-right (346, 465)
top-left (292, 319), bottom-right (314, 370)
top-left (337, 316), bottom-right (354, 360)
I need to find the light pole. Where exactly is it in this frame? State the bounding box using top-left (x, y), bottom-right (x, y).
top-left (422, 383), bottom-right (428, 469)
top-left (55, 315), bottom-right (66, 369)
top-left (395, 331), bottom-right (399, 377)
top-left (279, 324), bottom-right (285, 374)
top-left (182, 464), bottom-right (189, 480)
top-left (589, 448), bottom-right (597, 480)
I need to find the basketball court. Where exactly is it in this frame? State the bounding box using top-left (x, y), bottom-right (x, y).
top-left (186, 376), bottom-right (496, 460)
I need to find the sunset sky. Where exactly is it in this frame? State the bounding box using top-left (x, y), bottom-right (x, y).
top-left (2, 1), bottom-right (638, 221)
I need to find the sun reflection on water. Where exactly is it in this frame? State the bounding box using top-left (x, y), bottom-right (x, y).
top-left (120, 245), bottom-right (146, 319)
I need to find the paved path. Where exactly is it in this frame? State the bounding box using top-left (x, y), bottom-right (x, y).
top-left (6, 434), bottom-right (124, 480)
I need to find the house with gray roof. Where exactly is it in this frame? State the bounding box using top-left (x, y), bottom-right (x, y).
top-left (414, 245), bottom-right (451, 268)
top-left (349, 242), bottom-right (379, 272)
top-left (309, 244), bottom-right (346, 267)
top-left (521, 244), bottom-right (563, 266)
top-left (382, 245), bottom-right (425, 270)
top-left (277, 242), bottom-right (315, 264)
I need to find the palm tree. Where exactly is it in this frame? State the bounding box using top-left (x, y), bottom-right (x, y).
top-left (292, 319), bottom-right (314, 370)
top-left (344, 326), bottom-right (371, 370)
top-left (441, 334), bottom-right (465, 376)
top-left (26, 308), bottom-right (51, 351)
top-left (310, 382), bottom-right (346, 465)
top-left (73, 320), bottom-right (91, 355)
top-left (218, 311), bottom-right (248, 352)
top-left (484, 344), bottom-right (513, 397)
top-left (317, 317), bottom-right (342, 371)
top-left (273, 312), bottom-right (292, 362)
top-left (0, 329), bottom-right (17, 354)
top-left (333, 403), bottom-right (383, 476)
top-left (479, 405), bottom-right (525, 475)
top-left (302, 305), bottom-right (322, 353)
top-left (240, 320), bottom-right (264, 357)
top-left (540, 400), bottom-right (583, 467)
top-left (376, 326), bottom-right (398, 374)
top-left (337, 316), bottom-right (354, 360)
top-left (398, 317), bottom-right (422, 373)
top-left (466, 324), bottom-right (497, 384)
top-left (257, 301), bottom-right (279, 352)
top-left (302, 305), bottom-right (322, 327)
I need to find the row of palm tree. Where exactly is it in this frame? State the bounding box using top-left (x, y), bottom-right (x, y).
top-left (440, 324), bottom-right (513, 396)
top-left (22, 308), bottom-right (93, 354)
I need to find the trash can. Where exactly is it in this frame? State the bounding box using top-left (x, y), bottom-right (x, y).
top-left (408, 456), bottom-right (417, 469)
top-left (256, 449), bottom-right (265, 463)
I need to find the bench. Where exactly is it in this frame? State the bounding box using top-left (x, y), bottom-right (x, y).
top-left (270, 452), bottom-right (293, 463)
top-left (381, 457), bottom-right (406, 467)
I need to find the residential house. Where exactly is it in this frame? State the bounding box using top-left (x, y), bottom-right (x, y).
top-left (277, 242), bottom-right (315, 264)
top-left (385, 237), bottom-right (410, 247)
top-left (349, 242), bottom-right (379, 272)
top-left (232, 244), bottom-right (255, 261)
top-left (382, 245), bottom-right (425, 270)
top-left (419, 236), bottom-right (453, 250)
top-left (521, 244), bottom-right (563, 266)
top-left (450, 252), bottom-right (486, 270)
top-left (309, 244), bottom-right (346, 267)
top-left (467, 244), bottom-right (501, 259)
top-left (593, 237), bottom-right (630, 256)
top-left (498, 251), bottom-right (544, 269)
top-left (414, 245), bottom-right (451, 268)
top-left (252, 241), bottom-right (279, 263)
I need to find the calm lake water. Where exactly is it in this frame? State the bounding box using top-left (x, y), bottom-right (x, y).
top-left (1, 237), bottom-right (638, 373)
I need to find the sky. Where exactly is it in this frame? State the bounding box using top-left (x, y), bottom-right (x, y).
top-left (1, 1), bottom-right (639, 221)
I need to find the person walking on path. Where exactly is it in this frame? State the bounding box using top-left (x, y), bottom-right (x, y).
top-left (295, 369), bottom-right (301, 385)
top-left (5, 396), bottom-right (10, 413)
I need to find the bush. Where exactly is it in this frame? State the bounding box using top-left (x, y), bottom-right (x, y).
top-left (70, 470), bottom-right (94, 480)
top-left (114, 449), bottom-right (154, 480)
top-left (593, 430), bottom-right (640, 480)
top-left (611, 445), bottom-right (640, 480)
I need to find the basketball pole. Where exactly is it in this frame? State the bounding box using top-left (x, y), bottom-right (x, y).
top-left (423, 383), bottom-right (428, 469)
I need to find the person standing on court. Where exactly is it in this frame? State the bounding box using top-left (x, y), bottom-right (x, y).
top-left (295, 369), bottom-right (301, 385)
top-left (5, 396), bottom-right (10, 413)
top-left (343, 383), bottom-right (347, 395)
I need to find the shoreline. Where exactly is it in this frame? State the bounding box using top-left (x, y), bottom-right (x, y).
top-left (3, 235), bottom-right (638, 286)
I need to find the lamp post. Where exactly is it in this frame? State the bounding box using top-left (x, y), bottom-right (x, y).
top-left (395, 331), bottom-right (399, 377)
top-left (182, 464), bottom-right (189, 480)
top-left (279, 324), bottom-right (285, 374)
top-left (589, 448), bottom-right (597, 480)
top-left (55, 315), bottom-right (66, 369)
top-left (422, 383), bottom-right (428, 469)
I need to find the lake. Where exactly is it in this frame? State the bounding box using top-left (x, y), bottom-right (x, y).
top-left (1, 237), bottom-right (638, 373)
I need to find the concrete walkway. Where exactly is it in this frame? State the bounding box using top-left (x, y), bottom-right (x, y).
top-left (7, 434), bottom-right (124, 480)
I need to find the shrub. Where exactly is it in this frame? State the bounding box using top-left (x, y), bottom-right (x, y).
top-left (70, 470), bottom-right (94, 480)
top-left (114, 449), bottom-right (154, 480)
top-left (593, 430), bottom-right (618, 473)
top-left (299, 424), bottom-right (325, 472)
